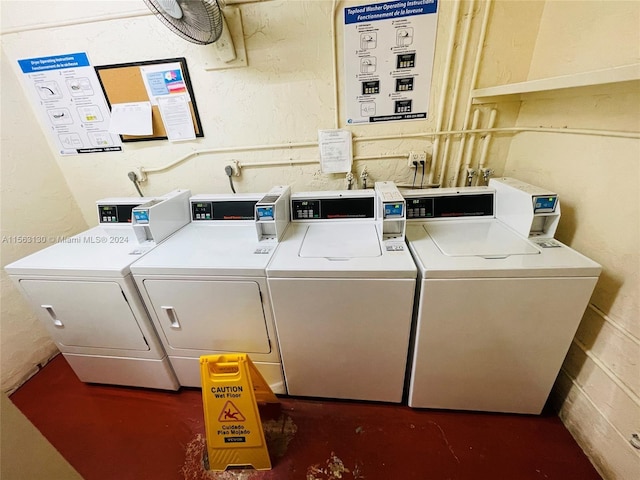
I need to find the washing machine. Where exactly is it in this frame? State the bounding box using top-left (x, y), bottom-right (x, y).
top-left (266, 182), bottom-right (417, 403)
top-left (5, 190), bottom-right (192, 390)
top-left (130, 186), bottom-right (291, 393)
top-left (404, 179), bottom-right (601, 414)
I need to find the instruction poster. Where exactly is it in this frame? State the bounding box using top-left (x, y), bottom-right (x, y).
top-left (344, 0), bottom-right (438, 124)
top-left (17, 52), bottom-right (122, 155)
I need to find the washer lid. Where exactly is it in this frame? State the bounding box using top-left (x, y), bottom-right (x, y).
top-left (406, 220), bottom-right (602, 279)
top-left (299, 223), bottom-right (381, 258)
top-left (427, 220), bottom-right (539, 258)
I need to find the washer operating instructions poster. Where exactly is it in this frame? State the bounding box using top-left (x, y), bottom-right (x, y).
top-left (344, 0), bottom-right (438, 124)
top-left (17, 52), bottom-right (122, 155)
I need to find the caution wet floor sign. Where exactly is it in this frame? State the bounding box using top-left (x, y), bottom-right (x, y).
top-left (200, 354), bottom-right (280, 471)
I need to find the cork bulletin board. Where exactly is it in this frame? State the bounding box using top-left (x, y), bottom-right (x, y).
top-left (94, 57), bottom-right (204, 142)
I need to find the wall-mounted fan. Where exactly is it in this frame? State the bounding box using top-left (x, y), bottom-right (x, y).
top-left (144, 0), bottom-right (238, 63)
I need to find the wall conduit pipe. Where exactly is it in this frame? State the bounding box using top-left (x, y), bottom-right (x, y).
top-left (476, 108), bottom-right (497, 182)
top-left (453, 0), bottom-right (493, 187)
top-left (438, 0), bottom-right (476, 188)
top-left (429, 0), bottom-right (462, 185)
top-left (139, 124), bottom-right (639, 176)
top-left (331, 0), bottom-right (341, 129)
top-left (459, 109), bottom-right (481, 182)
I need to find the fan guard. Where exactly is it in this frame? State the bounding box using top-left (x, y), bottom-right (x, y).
top-left (144, 0), bottom-right (224, 45)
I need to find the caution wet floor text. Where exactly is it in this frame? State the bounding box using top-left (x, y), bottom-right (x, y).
top-left (200, 354), bottom-right (279, 471)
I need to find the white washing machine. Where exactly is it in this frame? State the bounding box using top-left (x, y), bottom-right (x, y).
top-left (266, 182), bottom-right (417, 403)
top-left (404, 179), bottom-right (601, 414)
top-left (130, 186), bottom-right (291, 393)
top-left (5, 190), bottom-right (192, 390)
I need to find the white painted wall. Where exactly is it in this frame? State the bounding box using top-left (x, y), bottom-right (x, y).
top-left (497, 1), bottom-right (640, 479)
top-left (0, 0), bottom-right (453, 224)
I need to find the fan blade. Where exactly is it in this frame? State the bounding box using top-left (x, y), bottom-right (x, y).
top-left (157, 0), bottom-right (183, 19)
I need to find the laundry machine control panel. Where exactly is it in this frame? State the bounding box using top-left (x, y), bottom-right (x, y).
top-left (404, 191), bottom-right (494, 219)
top-left (491, 178), bottom-right (560, 238)
top-left (533, 195), bottom-right (558, 213)
top-left (255, 185), bottom-right (291, 242)
top-left (256, 196), bottom-right (280, 221)
top-left (191, 200), bottom-right (256, 221)
top-left (98, 204), bottom-right (142, 224)
top-left (291, 196), bottom-right (375, 221)
top-left (406, 198), bottom-right (433, 219)
top-left (292, 200), bottom-right (320, 220)
top-left (96, 197), bottom-right (155, 225)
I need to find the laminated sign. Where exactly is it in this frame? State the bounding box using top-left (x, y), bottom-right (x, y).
top-left (343, 0), bottom-right (439, 124)
top-left (200, 354), bottom-right (279, 471)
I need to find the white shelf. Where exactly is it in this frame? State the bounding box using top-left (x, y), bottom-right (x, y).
top-left (471, 64), bottom-right (640, 104)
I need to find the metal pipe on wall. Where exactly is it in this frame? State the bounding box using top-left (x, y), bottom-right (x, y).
top-left (428, 0), bottom-right (462, 185)
top-left (453, 0), bottom-right (493, 187)
top-left (140, 122), bottom-right (638, 176)
top-left (437, 0), bottom-right (476, 188)
top-left (460, 109), bottom-right (481, 180)
top-left (476, 108), bottom-right (497, 184)
top-left (331, 0), bottom-right (341, 129)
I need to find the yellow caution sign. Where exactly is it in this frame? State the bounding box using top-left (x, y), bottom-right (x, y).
top-left (200, 354), bottom-right (280, 471)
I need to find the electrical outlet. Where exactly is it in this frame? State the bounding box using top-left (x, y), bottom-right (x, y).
top-left (232, 159), bottom-right (241, 176)
top-left (408, 151), bottom-right (427, 168)
top-left (134, 167), bottom-right (147, 183)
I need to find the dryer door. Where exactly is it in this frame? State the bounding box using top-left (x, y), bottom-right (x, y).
top-left (19, 280), bottom-right (150, 351)
top-left (142, 279), bottom-right (271, 354)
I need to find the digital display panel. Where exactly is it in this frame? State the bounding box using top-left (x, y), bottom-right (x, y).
top-left (133, 209), bottom-right (149, 224)
top-left (98, 204), bottom-right (140, 223)
top-left (384, 203), bottom-right (404, 218)
top-left (406, 194), bottom-right (494, 219)
top-left (256, 206), bottom-right (274, 220)
top-left (292, 197), bottom-right (375, 220)
top-left (533, 196), bottom-right (557, 213)
top-left (191, 200), bottom-right (257, 220)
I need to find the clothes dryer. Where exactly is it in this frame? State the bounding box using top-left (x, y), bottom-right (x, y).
top-left (404, 181), bottom-right (601, 414)
top-left (266, 182), bottom-right (417, 403)
top-left (5, 190), bottom-right (191, 390)
top-left (130, 186), bottom-right (290, 393)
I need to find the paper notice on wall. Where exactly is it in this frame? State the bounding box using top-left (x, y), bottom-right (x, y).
top-left (16, 52), bottom-right (122, 155)
top-left (140, 62), bottom-right (191, 106)
top-left (318, 129), bottom-right (353, 173)
top-left (157, 94), bottom-right (196, 142)
top-left (108, 102), bottom-right (152, 135)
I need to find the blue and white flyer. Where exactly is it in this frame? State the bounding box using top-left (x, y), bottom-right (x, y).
top-left (17, 52), bottom-right (122, 155)
top-left (344, 0), bottom-right (438, 124)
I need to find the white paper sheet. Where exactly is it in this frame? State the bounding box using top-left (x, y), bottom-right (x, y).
top-left (108, 102), bottom-right (152, 135)
top-left (157, 94), bottom-right (196, 142)
top-left (318, 129), bottom-right (352, 173)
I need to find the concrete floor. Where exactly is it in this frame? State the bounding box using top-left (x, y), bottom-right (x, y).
top-left (9, 354), bottom-right (601, 480)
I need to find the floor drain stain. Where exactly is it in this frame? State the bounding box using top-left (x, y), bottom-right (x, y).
top-left (181, 414), bottom-right (298, 479)
top-left (306, 452), bottom-right (363, 480)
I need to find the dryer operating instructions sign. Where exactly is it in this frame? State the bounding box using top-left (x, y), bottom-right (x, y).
top-left (344, 0), bottom-right (438, 125)
top-left (17, 52), bottom-right (122, 155)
